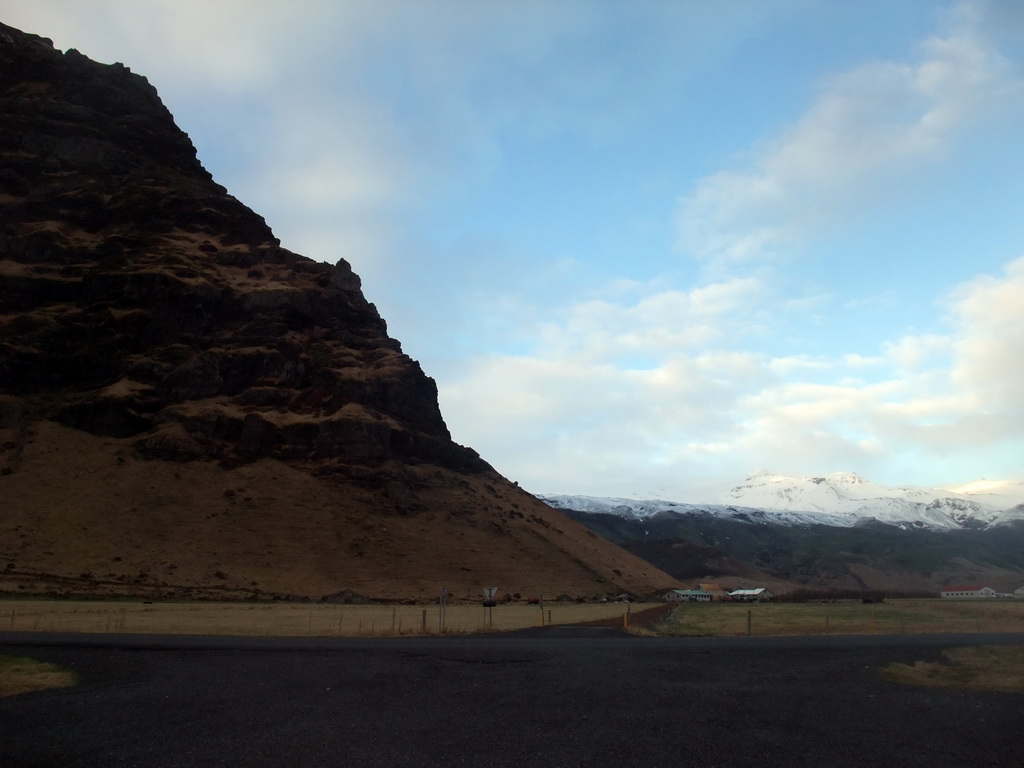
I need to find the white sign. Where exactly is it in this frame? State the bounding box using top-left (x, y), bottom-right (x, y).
top-left (483, 587), bottom-right (497, 599)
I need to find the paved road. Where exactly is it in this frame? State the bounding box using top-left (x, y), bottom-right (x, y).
top-left (2, 629), bottom-right (1023, 768)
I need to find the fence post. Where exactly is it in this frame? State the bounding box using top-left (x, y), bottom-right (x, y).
top-left (747, 610), bottom-right (752, 637)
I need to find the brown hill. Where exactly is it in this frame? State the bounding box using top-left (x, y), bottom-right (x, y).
top-left (0, 22), bottom-right (677, 601)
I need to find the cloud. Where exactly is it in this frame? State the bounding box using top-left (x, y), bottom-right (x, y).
top-left (714, 256), bottom-right (1024, 479)
top-left (676, 2), bottom-right (1020, 266)
top-left (441, 252), bottom-right (1024, 498)
top-left (533, 276), bottom-right (765, 363)
top-left (2, 0), bottom-right (302, 90)
top-left (948, 256), bottom-right (1024, 414)
top-left (441, 351), bottom-right (758, 496)
top-left (884, 334), bottom-right (952, 373)
top-left (439, 277), bottom-right (782, 496)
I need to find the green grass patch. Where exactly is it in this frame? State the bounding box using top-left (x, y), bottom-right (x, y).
top-left (881, 645), bottom-right (1024, 692)
top-left (0, 654), bottom-right (78, 698)
top-left (651, 599), bottom-right (1024, 637)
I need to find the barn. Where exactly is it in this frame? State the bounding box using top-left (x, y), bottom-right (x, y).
top-left (939, 585), bottom-right (997, 599)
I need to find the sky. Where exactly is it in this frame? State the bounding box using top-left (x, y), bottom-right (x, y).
top-left (4, 0), bottom-right (1024, 501)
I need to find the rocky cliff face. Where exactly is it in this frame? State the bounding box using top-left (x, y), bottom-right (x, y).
top-left (0, 22), bottom-right (675, 600)
top-left (0, 21), bottom-right (478, 477)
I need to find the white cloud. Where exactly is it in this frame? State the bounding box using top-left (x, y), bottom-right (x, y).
top-left (676, 2), bottom-right (1020, 266)
top-left (884, 333), bottom-right (952, 372)
top-left (767, 356), bottom-right (833, 376)
top-left (442, 253), bottom-right (1024, 498)
top-left (533, 277), bottom-right (764, 363)
top-left (948, 255), bottom-right (1024, 413)
top-left (2, 0), bottom-right (302, 89)
top-left (714, 256), bottom-right (1024, 480)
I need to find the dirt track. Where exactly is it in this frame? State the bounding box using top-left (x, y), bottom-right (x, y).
top-left (3, 630), bottom-right (1023, 767)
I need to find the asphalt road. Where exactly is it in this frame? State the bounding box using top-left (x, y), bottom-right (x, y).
top-left (2, 628), bottom-right (1023, 768)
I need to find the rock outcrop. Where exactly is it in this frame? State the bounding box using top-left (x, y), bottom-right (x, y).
top-left (0, 22), bottom-right (676, 600)
top-left (0, 21), bottom-right (476, 476)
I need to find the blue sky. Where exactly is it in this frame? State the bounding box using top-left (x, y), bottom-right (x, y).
top-left (5, 0), bottom-right (1024, 500)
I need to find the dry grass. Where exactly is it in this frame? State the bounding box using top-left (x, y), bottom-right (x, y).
top-left (654, 598), bottom-right (1024, 637)
top-left (0, 655), bottom-right (78, 698)
top-left (0, 599), bottom-right (644, 637)
top-left (881, 645), bottom-right (1024, 692)
top-left (8, 598), bottom-right (1022, 639)
top-left (1, 421), bottom-right (675, 601)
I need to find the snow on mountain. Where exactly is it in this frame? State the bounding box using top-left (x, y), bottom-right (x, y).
top-left (995, 504), bottom-right (1024, 525)
top-left (939, 479), bottom-right (1024, 508)
top-left (539, 471), bottom-right (1024, 531)
top-left (537, 493), bottom-right (866, 529)
top-left (724, 470), bottom-right (1024, 529)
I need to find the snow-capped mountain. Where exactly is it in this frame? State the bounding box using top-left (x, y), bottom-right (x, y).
top-left (539, 471), bottom-right (1024, 531)
top-left (536, 494), bottom-right (859, 528)
top-left (725, 470), bottom-right (1024, 529)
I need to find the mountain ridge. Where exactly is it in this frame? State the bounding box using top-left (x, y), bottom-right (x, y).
top-left (539, 472), bottom-right (1024, 593)
top-left (540, 470), bottom-right (1024, 532)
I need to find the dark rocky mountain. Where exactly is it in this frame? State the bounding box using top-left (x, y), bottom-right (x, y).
top-left (558, 507), bottom-right (1024, 594)
top-left (0, 21), bottom-right (676, 601)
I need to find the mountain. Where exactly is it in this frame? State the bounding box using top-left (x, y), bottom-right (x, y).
top-left (542, 471), bottom-right (1024, 532)
top-left (538, 472), bottom-right (1024, 592)
top-left (0, 21), bottom-right (676, 601)
top-left (726, 470), bottom-right (1024, 529)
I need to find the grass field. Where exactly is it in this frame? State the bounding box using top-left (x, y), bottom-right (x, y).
top-left (0, 655), bottom-right (78, 698)
top-left (4, 598), bottom-right (1024, 638)
top-left (881, 645), bottom-right (1024, 692)
top-left (0, 599), bottom-right (641, 637)
top-left (652, 598), bottom-right (1024, 637)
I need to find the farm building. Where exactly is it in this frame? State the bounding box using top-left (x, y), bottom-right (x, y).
top-left (1015, 586), bottom-right (1024, 598)
top-left (664, 589), bottom-right (712, 602)
top-left (728, 588), bottom-right (773, 602)
top-left (940, 585), bottom-right (997, 599)
top-left (697, 582), bottom-right (730, 601)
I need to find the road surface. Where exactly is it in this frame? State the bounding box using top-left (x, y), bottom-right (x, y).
top-left (2, 629), bottom-right (1023, 767)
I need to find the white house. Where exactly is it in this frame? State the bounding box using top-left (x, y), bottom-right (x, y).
top-left (1014, 586), bottom-right (1024, 598)
top-left (729, 588), bottom-right (773, 602)
top-left (664, 589), bottom-right (712, 602)
top-left (940, 585), bottom-right (997, 599)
